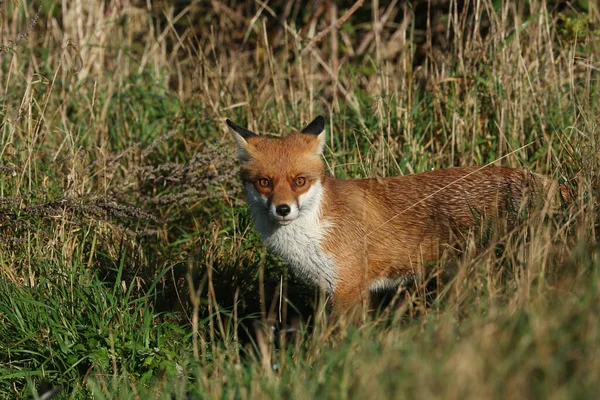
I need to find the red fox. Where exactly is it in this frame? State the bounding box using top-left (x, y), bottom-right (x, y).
top-left (226, 116), bottom-right (565, 311)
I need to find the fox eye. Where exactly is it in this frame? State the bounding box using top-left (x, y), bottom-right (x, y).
top-left (257, 178), bottom-right (271, 188)
top-left (294, 177), bottom-right (306, 187)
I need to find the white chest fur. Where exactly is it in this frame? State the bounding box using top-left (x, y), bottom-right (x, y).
top-left (245, 181), bottom-right (337, 291)
top-left (263, 215), bottom-right (336, 291)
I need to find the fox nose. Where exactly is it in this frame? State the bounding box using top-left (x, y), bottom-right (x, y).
top-left (275, 204), bottom-right (291, 217)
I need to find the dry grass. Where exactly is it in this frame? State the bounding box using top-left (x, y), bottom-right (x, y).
top-left (0, 0), bottom-right (599, 398)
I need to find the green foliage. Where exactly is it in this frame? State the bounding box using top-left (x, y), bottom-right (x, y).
top-left (0, 252), bottom-right (187, 398)
top-left (558, 13), bottom-right (599, 41)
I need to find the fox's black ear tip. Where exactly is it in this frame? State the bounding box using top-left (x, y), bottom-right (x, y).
top-left (226, 118), bottom-right (258, 139)
top-left (312, 115), bottom-right (325, 127)
top-left (301, 115), bottom-right (326, 135)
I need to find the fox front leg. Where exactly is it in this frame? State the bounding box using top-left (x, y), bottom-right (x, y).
top-left (333, 279), bottom-right (370, 316)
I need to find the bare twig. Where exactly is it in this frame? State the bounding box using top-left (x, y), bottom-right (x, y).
top-left (301, 0), bottom-right (365, 55)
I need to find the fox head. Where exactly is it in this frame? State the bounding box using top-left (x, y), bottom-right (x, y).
top-left (226, 116), bottom-right (326, 227)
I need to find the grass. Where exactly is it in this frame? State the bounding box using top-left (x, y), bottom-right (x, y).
top-left (0, 0), bottom-right (599, 398)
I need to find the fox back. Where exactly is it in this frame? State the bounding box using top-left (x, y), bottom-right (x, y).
top-left (227, 116), bottom-right (561, 310)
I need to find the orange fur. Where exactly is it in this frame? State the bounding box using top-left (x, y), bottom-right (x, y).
top-left (320, 168), bottom-right (541, 309)
top-left (240, 133), bottom-right (325, 207)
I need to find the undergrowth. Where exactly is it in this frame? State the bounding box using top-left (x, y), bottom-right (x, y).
top-left (0, 0), bottom-right (599, 398)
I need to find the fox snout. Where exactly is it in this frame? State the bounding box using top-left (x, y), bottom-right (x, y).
top-left (275, 204), bottom-right (291, 216)
top-left (242, 180), bottom-right (304, 226)
top-left (270, 201), bottom-right (299, 225)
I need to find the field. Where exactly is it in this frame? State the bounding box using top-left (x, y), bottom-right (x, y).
top-left (0, 0), bottom-right (599, 398)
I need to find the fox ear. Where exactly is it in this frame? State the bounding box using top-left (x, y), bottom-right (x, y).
top-left (226, 119), bottom-right (258, 140)
top-left (301, 115), bottom-right (325, 136)
top-left (226, 119), bottom-right (256, 161)
top-left (301, 115), bottom-right (326, 155)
